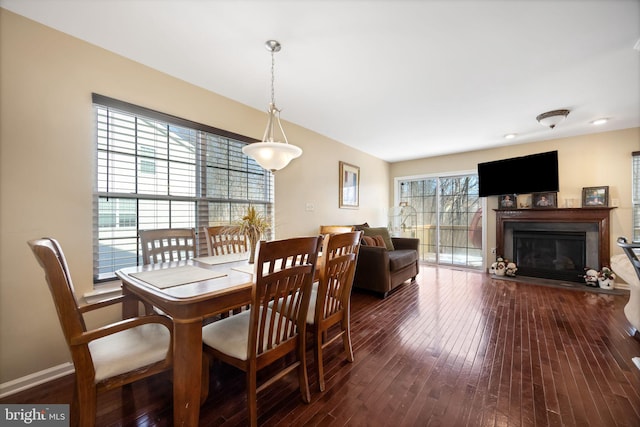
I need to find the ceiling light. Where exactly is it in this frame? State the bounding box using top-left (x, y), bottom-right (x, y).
top-left (536, 109), bottom-right (570, 129)
top-left (242, 40), bottom-right (302, 171)
top-left (591, 118), bottom-right (608, 125)
top-left (504, 133), bottom-right (517, 139)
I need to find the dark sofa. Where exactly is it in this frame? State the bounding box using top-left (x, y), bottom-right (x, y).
top-left (353, 236), bottom-right (420, 298)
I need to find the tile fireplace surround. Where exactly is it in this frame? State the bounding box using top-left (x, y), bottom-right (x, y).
top-left (495, 207), bottom-right (615, 282)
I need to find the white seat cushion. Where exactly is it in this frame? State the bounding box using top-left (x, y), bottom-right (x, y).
top-left (88, 323), bottom-right (170, 382)
top-left (202, 308), bottom-right (294, 360)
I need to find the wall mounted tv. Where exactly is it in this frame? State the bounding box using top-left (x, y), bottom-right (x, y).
top-left (477, 150), bottom-right (559, 197)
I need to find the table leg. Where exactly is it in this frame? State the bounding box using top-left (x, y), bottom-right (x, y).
top-left (121, 286), bottom-right (137, 319)
top-left (173, 319), bottom-right (203, 427)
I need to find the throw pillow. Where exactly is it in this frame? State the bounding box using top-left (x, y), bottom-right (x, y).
top-left (361, 235), bottom-right (386, 247)
top-left (362, 227), bottom-right (395, 251)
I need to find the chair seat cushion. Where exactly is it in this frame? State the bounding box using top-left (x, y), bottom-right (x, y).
top-left (388, 249), bottom-right (419, 271)
top-left (202, 308), bottom-right (294, 360)
top-left (611, 254), bottom-right (640, 289)
top-left (89, 323), bottom-right (170, 382)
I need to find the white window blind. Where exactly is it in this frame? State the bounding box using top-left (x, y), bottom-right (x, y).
top-left (93, 94), bottom-right (273, 281)
top-left (633, 151), bottom-right (640, 242)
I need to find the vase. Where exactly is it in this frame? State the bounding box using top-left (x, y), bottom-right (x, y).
top-left (248, 238), bottom-right (257, 264)
top-left (598, 278), bottom-right (614, 290)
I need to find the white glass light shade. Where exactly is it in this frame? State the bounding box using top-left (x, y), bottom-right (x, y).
top-left (536, 109), bottom-right (570, 129)
top-left (242, 142), bottom-right (302, 171)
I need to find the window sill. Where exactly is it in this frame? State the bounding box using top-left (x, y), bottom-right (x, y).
top-left (83, 280), bottom-right (122, 304)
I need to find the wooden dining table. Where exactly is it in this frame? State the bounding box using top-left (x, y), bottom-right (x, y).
top-left (116, 254), bottom-right (254, 427)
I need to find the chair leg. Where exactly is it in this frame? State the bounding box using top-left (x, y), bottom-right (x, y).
top-left (342, 318), bottom-right (354, 363)
top-left (76, 378), bottom-right (97, 427)
top-left (200, 354), bottom-right (210, 405)
top-left (246, 365), bottom-right (258, 427)
top-left (314, 328), bottom-right (326, 392)
top-left (298, 335), bottom-right (311, 402)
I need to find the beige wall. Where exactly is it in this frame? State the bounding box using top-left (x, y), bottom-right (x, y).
top-left (390, 128), bottom-right (640, 265)
top-left (0, 10), bottom-right (389, 384)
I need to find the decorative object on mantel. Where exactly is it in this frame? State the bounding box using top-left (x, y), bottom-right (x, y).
top-left (597, 266), bottom-right (616, 289)
top-left (583, 266), bottom-right (616, 289)
top-left (532, 192), bottom-right (557, 208)
top-left (490, 256), bottom-right (517, 277)
top-left (242, 40), bottom-right (302, 171)
top-left (517, 193), bottom-right (532, 209)
top-left (536, 109), bottom-right (570, 129)
top-left (236, 206), bottom-right (270, 263)
top-left (582, 186), bottom-right (609, 207)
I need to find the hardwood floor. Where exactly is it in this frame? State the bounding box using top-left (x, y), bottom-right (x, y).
top-left (3, 265), bottom-right (640, 426)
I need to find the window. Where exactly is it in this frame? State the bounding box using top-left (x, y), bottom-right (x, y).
top-left (397, 173), bottom-right (482, 268)
top-left (633, 151), bottom-right (640, 242)
top-left (93, 94), bottom-right (273, 281)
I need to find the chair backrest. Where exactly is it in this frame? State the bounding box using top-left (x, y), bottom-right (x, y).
top-left (250, 236), bottom-right (322, 357)
top-left (617, 237), bottom-right (640, 282)
top-left (139, 228), bottom-right (196, 265)
top-left (315, 231), bottom-right (362, 323)
top-left (203, 225), bottom-right (248, 256)
top-left (28, 238), bottom-right (87, 345)
top-left (319, 225), bottom-right (355, 235)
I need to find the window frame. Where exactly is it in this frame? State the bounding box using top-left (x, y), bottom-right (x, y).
top-left (93, 94), bottom-right (273, 282)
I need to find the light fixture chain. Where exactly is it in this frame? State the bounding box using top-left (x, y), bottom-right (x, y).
top-left (270, 48), bottom-right (276, 106)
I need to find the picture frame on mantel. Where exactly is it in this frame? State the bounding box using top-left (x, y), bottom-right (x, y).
top-left (499, 194), bottom-right (516, 209)
top-left (532, 192), bottom-right (557, 208)
top-left (339, 161), bottom-right (359, 209)
top-left (582, 186), bottom-right (609, 207)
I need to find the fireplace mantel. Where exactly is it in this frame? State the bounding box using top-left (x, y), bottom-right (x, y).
top-left (495, 207), bottom-right (616, 270)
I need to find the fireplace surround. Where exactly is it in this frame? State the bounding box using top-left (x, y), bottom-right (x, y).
top-left (495, 207), bottom-right (615, 282)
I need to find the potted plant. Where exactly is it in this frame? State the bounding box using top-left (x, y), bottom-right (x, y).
top-left (236, 206), bottom-right (270, 263)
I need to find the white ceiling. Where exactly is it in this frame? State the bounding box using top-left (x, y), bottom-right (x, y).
top-left (2, 0), bottom-right (639, 162)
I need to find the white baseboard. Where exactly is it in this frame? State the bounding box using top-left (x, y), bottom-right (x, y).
top-left (0, 363), bottom-right (75, 399)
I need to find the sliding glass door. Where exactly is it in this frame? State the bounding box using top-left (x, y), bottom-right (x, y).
top-left (398, 173), bottom-right (483, 268)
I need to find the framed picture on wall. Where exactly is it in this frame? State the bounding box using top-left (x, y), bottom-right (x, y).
top-left (339, 161), bottom-right (359, 208)
top-left (499, 194), bottom-right (516, 209)
top-left (582, 186), bottom-right (609, 207)
top-left (532, 192), bottom-right (557, 208)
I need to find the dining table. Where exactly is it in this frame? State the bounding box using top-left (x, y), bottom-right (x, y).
top-left (115, 253), bottom-right (255, 427)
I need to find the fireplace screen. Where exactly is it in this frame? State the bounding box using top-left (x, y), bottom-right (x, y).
top-left (513, 230), bottom-right (586, 282)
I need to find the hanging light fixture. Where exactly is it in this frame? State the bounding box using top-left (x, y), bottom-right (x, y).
top-left (242, 40), bottom-right (302, 171)
top-left (536, 109), bottom-right (570, 129)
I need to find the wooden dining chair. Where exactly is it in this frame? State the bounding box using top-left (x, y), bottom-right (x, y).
top-left (203, 225), bottom-right (248, 256)
top-left (201, 236), bottom-right (322, 427)
top-left (308, 230), bottom-right (362, 391)
top-left (319, 225), bottom-right (355, 235)
top-left (28, 238), bottom-right (173, 427)
top-left (139, 228), bottom-right (197, 265)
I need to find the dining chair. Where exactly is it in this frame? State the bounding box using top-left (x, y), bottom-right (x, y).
top-left (28, 238), bottom-right (173, 427)
top-left (201, 236), bottom-right (322, 427)
top-left (319, 225), bottom-right (355, 235)
top-left (139, 228), bottom-right (197, 265)
top-left (308, 230), bottom-right (362, 391)
top-left (203, 225), bottom-right (248, 256)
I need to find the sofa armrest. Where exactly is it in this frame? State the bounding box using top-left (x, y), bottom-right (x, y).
top-left (392, 237), bottom-right (419, 252)
top-left (353, 245), bottom-right (391, 294)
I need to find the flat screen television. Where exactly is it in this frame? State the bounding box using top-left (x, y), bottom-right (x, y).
top-left (477, 150), bottom-right (559, 197)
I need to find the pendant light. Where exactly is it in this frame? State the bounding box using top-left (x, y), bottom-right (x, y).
top-left (242, 40), bottom-right (302, 171)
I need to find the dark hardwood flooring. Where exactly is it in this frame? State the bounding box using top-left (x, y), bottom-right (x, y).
top-left (3, 265), bottom-right (640, 426)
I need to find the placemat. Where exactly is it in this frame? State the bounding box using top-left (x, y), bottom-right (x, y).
top-left (130, 265), bottom-right (226, 289)
top-left (194, 253), bottom-right (248, 265)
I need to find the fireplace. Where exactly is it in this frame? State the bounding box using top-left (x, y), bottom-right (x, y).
top-left (512, 229), bottom-right (586, 282)
top-left (495, 207), bottom-right (614, 282)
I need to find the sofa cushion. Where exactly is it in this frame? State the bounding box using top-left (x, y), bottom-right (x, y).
top-left (388, 249), bottom-right (418, 271)
top-left (362, 235), bottom-right (386, 247)
top-left (362, 227), bottom-right (395, 251)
